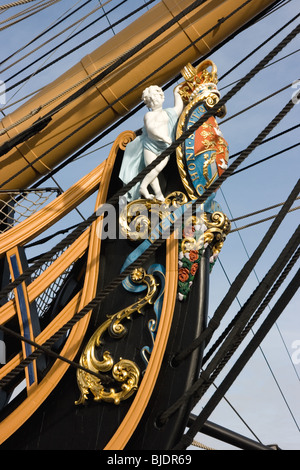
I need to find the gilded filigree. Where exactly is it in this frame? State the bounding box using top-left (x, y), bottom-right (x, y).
top-left (178, 211), bottom-right (231, 300)
top-left (75, 268), bottom-right (158, 405)
top-left (179, 60), bottom-right (219, 103)
top-left (202, 211), bottom-right (231, 257)
top-left (182, 212), bottom-right (230, 255)
top-left (119, 191), bottom-right (188, 240)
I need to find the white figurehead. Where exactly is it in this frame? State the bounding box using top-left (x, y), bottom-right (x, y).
top-left (139, 85), bottom-right (183, 200)
top-left (119, 84), bottom-right (184, 201)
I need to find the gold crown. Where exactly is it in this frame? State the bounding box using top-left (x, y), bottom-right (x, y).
top-left (179, 60), bottom-right (218, 102)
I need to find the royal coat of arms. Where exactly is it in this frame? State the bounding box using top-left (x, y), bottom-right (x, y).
top-left (176, 60), bottom-right (229, 201)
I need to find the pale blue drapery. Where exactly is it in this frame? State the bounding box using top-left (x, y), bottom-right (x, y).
top-left (119, 108), bottom-right (179, 201)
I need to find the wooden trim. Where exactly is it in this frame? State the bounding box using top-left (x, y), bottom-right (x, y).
top-left (0, 132), bottom-right (134, 444)
top-left (0, 291), bottom-right (82, 381)
top-left (0, 228), bottom-right (90, 325)
top-left (104, 234), bottom-right (178, 450)
top-left (0, 161), bottom-right (105, 255)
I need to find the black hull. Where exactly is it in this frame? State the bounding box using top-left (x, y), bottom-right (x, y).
top-left (126, 249), bottom-right (210, 450)
top-left (0, 155), bottom-right (210, 450)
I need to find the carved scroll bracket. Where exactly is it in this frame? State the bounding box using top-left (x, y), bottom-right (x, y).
top-left (75, 268), bottom-right (158, 406)
top-left (178, 211), bottom-right (231, 301)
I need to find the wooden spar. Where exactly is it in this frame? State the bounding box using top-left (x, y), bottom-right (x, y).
top-left (0, 0), bottom-right (277, 193)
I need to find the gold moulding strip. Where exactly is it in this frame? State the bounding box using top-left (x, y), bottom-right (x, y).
top-left (75, 268), bottom-right (158, 406)
top-left (0, 160), bottom-right (106, 255)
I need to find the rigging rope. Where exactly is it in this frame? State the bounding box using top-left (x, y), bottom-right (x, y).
top-left (192, 439), bottom-right (215, 450)
top-left (0, 320), bottom-right (114, 387)
top-left (28, 121), bottom-right (299, 190)
top-left (0, 0), bottom-right (252, 159)
top-left (0, 1), bottom-right (298, 400)
top-left (219, 10), bottom-right (300, 81)
top-left (1, 8), bottom-right (298, 194)
top-left (0, 98), bottom-right (297, 391)
top-left (0, 0), bottom-right (94, 66)
top-left (209, 249), bottom-right (300, 435)
top-left (1, 1), bottom-right (295, 146)
top-left (0, 0), bottom-right (61, 31)
top-left (23, 204), bottom-right (299, 272)
top-left (203, 246), bottom-right (300, 368)
top-left (220, 174), bottom-right (300, 398)
top-left (3, 11), bottom-right (297, 114)
top-left (0, 1), bottom-right (157, 135)
top-left (231, 142), bottom-right (300, 176)
top-left (0, 22), bottom-right (297, 303)
top-left (2, 0), bottom-right (203, 95)
top-left (0, 2), bottom-right (298, 448)
top-left (22, 196), bottom-right (300, 253)
top-left (0, 236), bottom-right (166, 388)
top-left (228, 123), bottom-right (300, 160)
top-left (219, 48), bottom-right (300, 93)
top-left (220, 82), bottom-right (294, 125)
top-left (0, 0), bottom-right (40, 10)
top-left (172, 177), bottom-right (300, 365)
top-left (0, 75), bottom-right (293, 140)
top-left (1, 0), bottom-right (118, 77)
top-left (173, 263), bottom-right (300, 449)
top-left (158, 226), bottom-right (300, 430)
top-left (0, 0), bottom-right (46, 20)
top-left (219, 176), bottom-right (300, 413)
top-left (231, 206), bottom-right (299, 232)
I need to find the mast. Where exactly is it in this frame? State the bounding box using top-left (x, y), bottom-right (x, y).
top-left (0, 0), bottom-right (278, 194)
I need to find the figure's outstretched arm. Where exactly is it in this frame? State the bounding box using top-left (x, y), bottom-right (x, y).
top-left (173, 85), bottom-right (184, 116)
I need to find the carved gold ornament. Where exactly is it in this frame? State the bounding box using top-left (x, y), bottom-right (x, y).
top-left (179, 60), bottom-right (219, 103)
top-left (179, 59), bottom-right (226, 115)
top-left (181, 211), bottom-right (231, 259)
top-left (178, 211), bottom-right (231, 301)
top-left (119, 191), bottom-right (188, 240)
top-left (75, 268), bottom-right (158, 405)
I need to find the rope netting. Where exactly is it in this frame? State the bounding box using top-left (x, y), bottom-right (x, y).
top-left (0, 188), bottom-right (59, 232)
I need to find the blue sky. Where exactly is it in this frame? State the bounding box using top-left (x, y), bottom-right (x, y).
top-left (0, 0), bottom-right (299, 450)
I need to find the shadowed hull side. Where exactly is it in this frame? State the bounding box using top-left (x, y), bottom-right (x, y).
top-left (0, 138), bottom-right (211, 450)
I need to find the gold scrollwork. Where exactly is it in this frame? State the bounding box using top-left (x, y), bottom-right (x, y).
top-left (179, 60), bottom-right (219, 103)
top-left (181, 211), bottom-right (231, 258)
top-left (75, 268), bottom-right (158, 406)
top-left (203, 211), bottom-right (231, 257)
top-left (119, 191), bottom-right (188, 240)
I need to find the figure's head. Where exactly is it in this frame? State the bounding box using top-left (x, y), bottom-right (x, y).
top-left (142, 85), bottom-right (164, 110)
